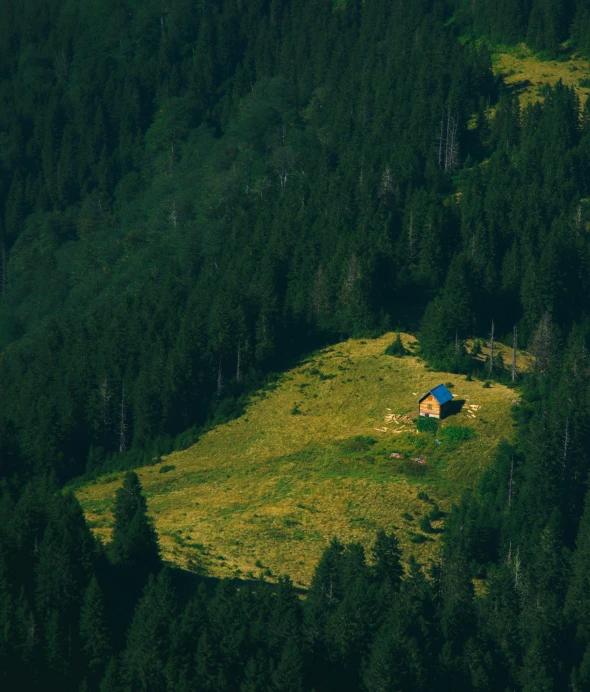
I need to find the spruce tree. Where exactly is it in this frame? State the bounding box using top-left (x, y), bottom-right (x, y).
top-left (371, 529), bottom-right (403, 588)
top-left (566, 488), bottom-right (590, 644)
top-left (109, 472), bottom-right (160, 573)
top-left (193, 631), bottom-right (218, 692)
top-left (271, 639), bottom-right (304, 692)
top-left (99, 656), bottom-right (122, 692)
top-left (79, 577), bottom-right (111, 679)
top-left (123, 570), bottom-right (176, 692)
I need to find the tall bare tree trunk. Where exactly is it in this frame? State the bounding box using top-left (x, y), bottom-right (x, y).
top-left (170, 199), bottom-right (177, 228)
top-left (437, 112), bottom-right (445, 168)
top-left (445, 107), bottom-right (452, 171)
top-left (531, 312), bottom-right (555, 373)
top-left (236, 341), bottom-right (242, 384)
top-left (216, 358), bottom-right (224, 399)
top-left (513, 546), bottom-right (521, 588)
top-left (438, 109), bottom-right (459, 173)
top-left (488, 319), bottom-right (495, 374)
top-left (563, 417), bottom-right (570, 475)
top-left (119, 384), bottom-right (127, 453)
top-left (100, 373), bottom-right (111, 428)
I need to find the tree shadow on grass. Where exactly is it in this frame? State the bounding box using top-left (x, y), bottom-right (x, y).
top-left (506, 78), bottom-right (533, 97)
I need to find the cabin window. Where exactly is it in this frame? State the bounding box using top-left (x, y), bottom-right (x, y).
top-left (427, 404), bottom-right (432, 410)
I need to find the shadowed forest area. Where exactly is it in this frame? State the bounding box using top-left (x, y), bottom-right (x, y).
top-left (3, 0), bottom-right (590, 689)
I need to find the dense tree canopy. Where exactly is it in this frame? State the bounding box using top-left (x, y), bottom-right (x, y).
top-left (3, 0), bottom-right (590, 688)
top-left (1, 0), bottom-right (590, 484)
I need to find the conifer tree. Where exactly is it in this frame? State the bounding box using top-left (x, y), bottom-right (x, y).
top-left (109, 472), bottom-right (160, 573)
top-left (371, 529), bottom-right (403, 588)
top-left (0, 565), bottom-right (14, 685)
top-left (240, 655), bottom-right (267, 692)
top-left (271, 638), bottom-right (304, 692)
top-left (80, 577), bottom-right (111, 679)
top-left (99, 656), bottom-right (123, 692)
top-left (193, 631), bottom-right (218, 692)
top-left (363, 623), bottom-right (408, 692)
top-left (124, 570), bottom-right (176, 692)
top-left (566, 488), bottom-right (590, 644)
top-left (267, 576), bottom-right (301, 654)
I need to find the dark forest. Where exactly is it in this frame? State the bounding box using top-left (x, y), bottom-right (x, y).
top-left (2, 0), bottom-right (590, 689)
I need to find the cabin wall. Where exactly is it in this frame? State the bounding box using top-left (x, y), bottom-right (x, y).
top-left (419, 394), bottom-right (441, 418)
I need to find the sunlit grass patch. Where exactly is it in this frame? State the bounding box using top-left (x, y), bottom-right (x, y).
top-left (76, 333), bottom-right (518, 587)
top-left (492, 43), bottom-right (590, 108)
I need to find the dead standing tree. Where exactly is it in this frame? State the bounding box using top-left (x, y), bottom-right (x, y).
top-left (216, 357), bottom-right (224, 400)
top-left (236, 341), bottom-right (242, 385)
top-left (488, 319), bottom-right (495, 374)
top-left (562, 417), bottom-right (570, 477)
top-left (273, 147), bottom-right (296, 193)
top-left (531, 312), bottom-right (555, 374)
top-left (437, 108), bottom-right (460, 174)
top-left (118, 384), bottom-right (128, 454)
top-left (99, 373), bottom-right (112, 430)
top-left (378, 166), bottom-right (395, 207)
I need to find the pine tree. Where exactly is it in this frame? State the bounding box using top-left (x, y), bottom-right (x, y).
top-left (165, 584), bottom-right (209, 687)
top-left (240, 655), bottom-right (267, 692)
top-left (371, 529), bottom-right (403, 588)
top-left (43, 609), bottom-right (71, 682)
top-left (123, 570), bottom-right (176, 691)
top-left (571, 643), bottom-right (590, 690)
top-left (193, 631), bottom-right (218, 692)
top-left (271, 639), bottom-right (304, 692)
top-left (34, 492), bottom-right (94, 625)
top-left (79, 577), bottom-right (111, 679)
top-left (363, 622), bottom-right (407, 692)
top-left (267, 576), bottom-right (302, 654)
top-left (566, 488), bottom-right (590, 644)
top-left (0, 566), bottom-right (14, 686)
top-left (109, 472), bottom-right (160, 573)
top-left (99, 656), bottom-right (123, 692)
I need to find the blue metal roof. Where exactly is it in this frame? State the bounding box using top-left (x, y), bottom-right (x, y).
top-left (420, 383), bottom-right (453, 405)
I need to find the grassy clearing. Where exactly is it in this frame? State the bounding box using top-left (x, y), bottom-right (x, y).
top-left (465, 337), bottom-right (535, 374)
top-left (491, 43), bottom-right (590, 108)
top-left (76, 333), bottom-right (519, 587)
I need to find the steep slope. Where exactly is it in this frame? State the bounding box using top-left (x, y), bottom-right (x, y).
top-left (76, 333), bottom-right (520, 586)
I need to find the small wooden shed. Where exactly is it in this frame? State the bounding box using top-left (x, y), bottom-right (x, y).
top-left (418, 384), bottom-right (453, 419)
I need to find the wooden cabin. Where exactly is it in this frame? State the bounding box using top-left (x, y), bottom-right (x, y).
top-left (418, 384), bottom-right (453, 419)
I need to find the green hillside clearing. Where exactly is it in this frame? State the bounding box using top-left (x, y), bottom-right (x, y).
top-left (76, 333), bottom-right (521, 587)
top-left (491, 43), bottom-right (590, 107)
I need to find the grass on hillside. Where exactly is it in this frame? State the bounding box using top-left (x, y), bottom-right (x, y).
top-left (491, 43), bottom-right (590, 108)
top-left (466, 337), bottom-right (535, 374)
top-left (76, 333), bottom-right (520, 587)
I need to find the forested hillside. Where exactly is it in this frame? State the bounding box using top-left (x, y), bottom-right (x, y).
top-left (3, 0), bottom-right (590, 689)
top-left (2, 0), bottom-right (590, 482)
top-left (0, 0), bottom-right (497, 480)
